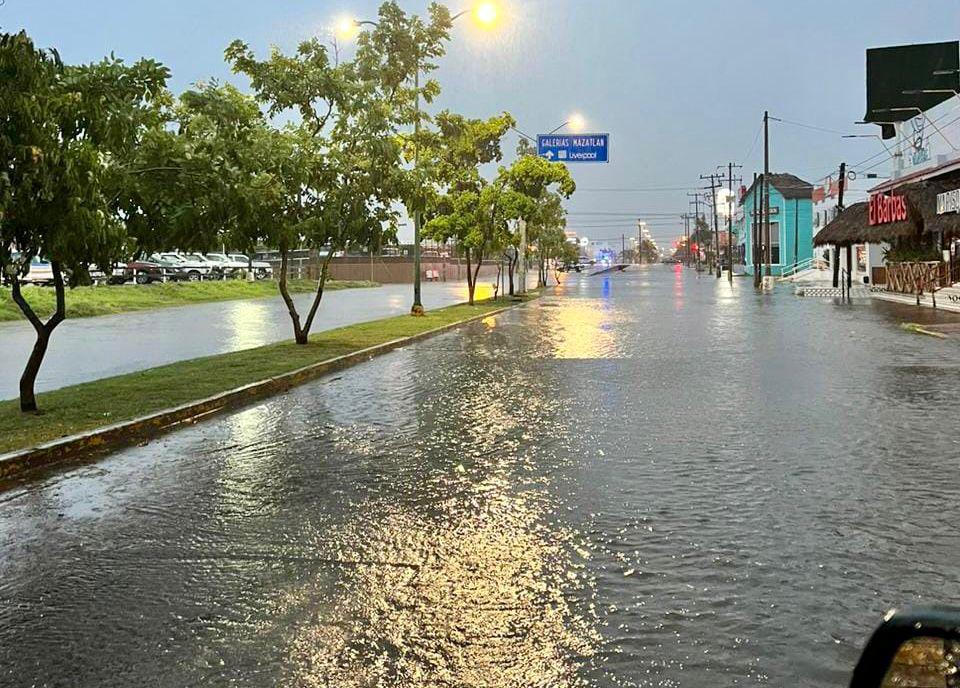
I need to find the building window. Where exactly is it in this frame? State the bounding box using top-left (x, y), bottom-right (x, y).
top-left (769, 221), bottom-right (780, 264)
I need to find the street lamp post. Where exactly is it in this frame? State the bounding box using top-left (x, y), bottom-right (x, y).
top-left (343, 3), bottom-right (499, 315)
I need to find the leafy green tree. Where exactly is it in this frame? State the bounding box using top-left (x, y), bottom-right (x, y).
top-left (692, 216), bottom-right (713, 266)
top-left (497, 155), bottom-right (575, 295)
top-left (419, 110), bottom-right (515, 304)
top-left (531, 199), bottom-right (570, 285)
top-left (0, 31), bottom-right (169, 412)
top-left (521, 192), bottom-right (566, 287)
top-left (128, 80), bottom-right (304, 295)
top-left (225, 3), bottom-right (446, 341)
top-left (639, 237), bottom-right (659, 263)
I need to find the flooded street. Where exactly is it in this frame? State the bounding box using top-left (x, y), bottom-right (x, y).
top-left (0, 280), bottom-right (490, 400)
top-left (3, 266), bottom-right (960, 686)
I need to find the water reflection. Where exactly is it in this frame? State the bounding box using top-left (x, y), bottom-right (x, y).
top-left (223, 300), bottom-right (275, 350)
top-left (537, 298), bottom-right (623, 359)
top-left (284, 484), bottom-right (598, 687)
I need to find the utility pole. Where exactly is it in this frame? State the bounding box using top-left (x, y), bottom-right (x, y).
top-left (688, 194), bottom-right (703, 273)
top-left (763, 110), bottom-right (772, 279)
top-left (621, 233), bottom-right (626, 263)
top-left (838, 161), bottom-right (851, 293)
top-left (722, 162), bottom-right (743, 283)
top-left (701, 173), bottom-right (724, 278)
top-left (637, 220), bottom-right (644, 265)
top-left (683, 214), bottom-right (691, 267)
top-left (831, 162), bottom-right (847, 289)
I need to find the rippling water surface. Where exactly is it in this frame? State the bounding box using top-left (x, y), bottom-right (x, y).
top-left (3, 266), bottom-right (960, 687)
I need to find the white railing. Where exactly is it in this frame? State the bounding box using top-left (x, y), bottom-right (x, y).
top-left (778, 257), bottom-right (828, 281)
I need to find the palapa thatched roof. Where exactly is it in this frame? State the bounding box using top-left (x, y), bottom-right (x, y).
top-left (814, 203), bottom-right (869, 246)
top-left (814, 174), bottom-right (960, 246)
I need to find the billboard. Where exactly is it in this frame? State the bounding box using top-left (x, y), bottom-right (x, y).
top-left (863, 41), bottom-right (960, 136)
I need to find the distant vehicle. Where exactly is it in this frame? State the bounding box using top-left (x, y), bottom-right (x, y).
top-left (204, 253), bottom-right (248, 278)
top-left (181, 253), bottom-right (227, 280)
top-left (121, 259), bottom-right (166, 285)
top-left (227, 253), bottom-right (273, 280)
top-left (17, 255), bottom-right (56, 285)
top-left (157, 253), bottom-right (216, 282)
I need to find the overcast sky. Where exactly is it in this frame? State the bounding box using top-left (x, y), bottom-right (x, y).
top-left (5, 0), bottom-right (960, 245)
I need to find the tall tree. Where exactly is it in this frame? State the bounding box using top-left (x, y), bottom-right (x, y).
top-left (0, 31), bottom-right (169, 412)
top-left (419, 110), bottom-right (515, 304)
top-left (225, 2), bottom-right (447, 343)
top-left (497, 155), bottom-right (576, 295)
top-left (525, 193), bottom-right (567, 287)
top-left (128, 82), bottom-right (299, 274)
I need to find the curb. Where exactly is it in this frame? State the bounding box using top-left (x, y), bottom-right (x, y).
top-left (0, 298), bottom-right (533, 482)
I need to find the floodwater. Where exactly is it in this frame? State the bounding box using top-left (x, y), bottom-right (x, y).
top-left (2, 265), bottom-right (960, 687)
top-left (0, 280), bottom-right (497, 400)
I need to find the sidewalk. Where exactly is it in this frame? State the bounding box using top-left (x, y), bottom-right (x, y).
top-left (870, 288), bottom-right (960, 313)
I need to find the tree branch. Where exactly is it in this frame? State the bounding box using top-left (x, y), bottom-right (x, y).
top-left (301, 247), bottom-right (336, 337)
top-left (10, 277), bottom-right (44, 333)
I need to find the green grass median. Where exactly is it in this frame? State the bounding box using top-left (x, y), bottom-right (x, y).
top-left (0, 279), bottom-right (378, 322)
top-left (0, 294), bottom-right (535, 455)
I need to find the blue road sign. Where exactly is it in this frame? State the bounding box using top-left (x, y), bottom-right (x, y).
top-left (536, 133), bottom-right (609, 163)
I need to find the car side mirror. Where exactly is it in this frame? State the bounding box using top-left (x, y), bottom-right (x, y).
top-left (850, 607), bottom-right (960, 687)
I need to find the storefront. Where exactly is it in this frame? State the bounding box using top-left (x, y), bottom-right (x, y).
top-left (814, 167), bottom-right (960, 293)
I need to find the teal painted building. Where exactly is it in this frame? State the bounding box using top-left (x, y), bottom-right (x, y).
top-left (736, 173), bottom-right (814, 276)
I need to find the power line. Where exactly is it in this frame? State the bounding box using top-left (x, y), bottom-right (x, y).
top-left (742, 122), bottom-right (763, 164)
top-left (566, 211), bottom-right (687, 217)
top-left (574, 185), bottom-right (700, 193)
top-left (769, 116), bottom-right (856, 137)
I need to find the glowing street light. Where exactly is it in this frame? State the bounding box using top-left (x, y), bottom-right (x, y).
top-left (473, 2), bottom-right (498, 27)
top-left (334, 15), bottom-right (360, 40)
top-left (567, 113), bottom-right (586, 133)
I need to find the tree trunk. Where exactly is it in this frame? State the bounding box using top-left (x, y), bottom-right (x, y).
top-left (465, 248), bottom-right (475, 305)
top-left (472, 249), bottom-right (484, 302)
top-left (19, 327), bottom-right (52, 413)
top-left (277, 244), bottom-right (307, 344)
top-left (507, 250), bottom-right (516, 296)
top-left (11, 262), bottom-right (66, 413)
top-left (299, 250), bottom-right (336, 342)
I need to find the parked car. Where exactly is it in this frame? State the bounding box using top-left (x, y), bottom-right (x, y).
top-left (147, 254), bottom-right (191, 282)
top-left (156, 253), bottom-right (217, 282)
top-left (121, 259), bottom-right (166, 285)
top-left (181, 252), bottom-right (227, 280)
top-left (227, 253), bottom-right (274, 279)
top-left (205, 253), bottom-right (248, 278)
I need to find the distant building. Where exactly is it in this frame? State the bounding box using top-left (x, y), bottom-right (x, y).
top-left (737, 173), bottom-right (814, 276)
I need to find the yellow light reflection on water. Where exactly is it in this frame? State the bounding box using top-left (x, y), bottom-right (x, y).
top-left (223, 300), bottom-right (274, 350)
top-left (456, 281), bottom-right (496, 303)
top-left (541, 300), bottom-right (621, 359)
top-left (271, 357), bottom-right (600, 685)
top-left (282, 484), bottom-right (598, 686)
